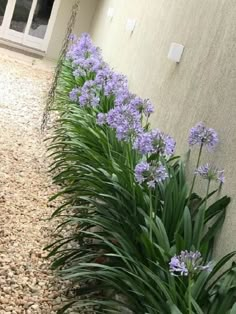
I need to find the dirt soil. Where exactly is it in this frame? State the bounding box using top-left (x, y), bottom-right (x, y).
top-left (0, 56), bottom-right (68, 313)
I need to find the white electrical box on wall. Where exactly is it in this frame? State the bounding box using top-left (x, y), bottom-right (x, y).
top-left (107, 7), bottom-right (114, 20)
top-left (126, 19), bottom-right (136, 33)
top-left (168, 43), bottom-right (185, 63)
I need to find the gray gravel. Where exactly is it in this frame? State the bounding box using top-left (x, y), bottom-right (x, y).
top-left (0, 56), bottom-right (68, 313)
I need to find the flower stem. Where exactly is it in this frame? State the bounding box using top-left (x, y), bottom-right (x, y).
top-left (127, 141), bottom-right (136, 215)
top-left (187, 144), bottom-right (203, 206)
top-left (205, 179), bottom-right (211, 208)
top-left (106, 127), bottom-right (112, 160)
top-left (197, 180), bottom-right (211, 248)
top-left (188, 276), bottom-right (192, 314)
top-left (149, 189), bottom-right (153, 242)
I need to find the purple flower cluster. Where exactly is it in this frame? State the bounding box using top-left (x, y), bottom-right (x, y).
top-left (195, 164), bottom-right (225, 184)
top-left (78, 80), bottom-right (101, 107)
top-left (69, 87), bottom-right (80, 102)
top-left (96, 113), bottom-right (107, 125)
top-left (129, 97), bottom-right (154, 117)
top-left (106, 104), bottom-right (143, 141)
top-left (114, 88), bottom-right (132, 107)
top-left (189, 122), bottom-right (218, 150)
top-left (169, 251), bottom-right (211, 277)
top-left (67, 33), bottom-right (103, 75)
top-left (134, 161), bottom-right (168, 188)
top-left (134, 161), bottom-right (150, 184)
top-left (95, 67), bottom-right (129, 98)
top-left (69, 80), bottom-right (101, 107)
top-left (134, 129), bottom-right (176, 157)
top-left (105, 95), bottom-right (155, 140)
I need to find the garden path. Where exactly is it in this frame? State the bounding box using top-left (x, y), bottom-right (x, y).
top-left (0, 51), bottom-right (66, 313)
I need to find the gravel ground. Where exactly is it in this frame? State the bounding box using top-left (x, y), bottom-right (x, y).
top-left (0, 56), bottom-right (68, 313)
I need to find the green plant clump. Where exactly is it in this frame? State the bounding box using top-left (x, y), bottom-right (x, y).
top-left (45, 33), bottom-right (236, 314)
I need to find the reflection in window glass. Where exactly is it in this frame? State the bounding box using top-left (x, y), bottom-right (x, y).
top-left (10, 0), bottom-right (33, 33)
top-left (0, 0), bottom-right (8, 26)
top-left (29, 0), bottom-right (54, 39)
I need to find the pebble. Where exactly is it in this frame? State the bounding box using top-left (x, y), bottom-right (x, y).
top-left (31, 304), bottom-right (39, 310)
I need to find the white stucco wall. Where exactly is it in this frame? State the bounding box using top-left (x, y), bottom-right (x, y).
top-left (89, 0), bottom-right (236, 258)
top-left (46, 0), bottom-right (98, 60)
top-left (46, 0), bottom-right (74, 60)
top-left (73, 0), bottom-right (99, 38)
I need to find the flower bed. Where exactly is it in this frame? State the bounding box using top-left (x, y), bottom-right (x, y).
top-left (46, 33), bottom-right (236, 313)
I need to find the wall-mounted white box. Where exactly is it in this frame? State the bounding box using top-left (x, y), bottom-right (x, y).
top-left (107, 7), bottom-right (114, 20)
top-left (126, 19), bottom-right (136, 33)
top-left (168, 43), bottom-right (185, 63)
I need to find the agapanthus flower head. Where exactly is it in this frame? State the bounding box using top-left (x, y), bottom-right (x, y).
top-left (195, 164), bottom-right (225, 184)
top-left (114, 87), bottom-right (132, 107)
top-left (76, 80), bottom-right (101, 107)
top-left (68, 34), bottom-right (77, 41)
top-left (106, 72), bottom-right (128, 97)
top-left (189, 122), bottom-right (218, 150)
top-left (106, 104), bottom-right (143, 141)
top-left (134, 161), bottom-right (150, 184)
top-left (94, 67), bottom-right (129, 99)
top-left (94, 66), bottom-right (111, 86)
top-left (129, 97), bottom-right (154, 117)
top-left (96, 113), bottom-right (107, 125)
top-left (169, 250), bottom-right (212, 276)
top-left (72, 56), bottom-right (104, 77)
top-left (69, 87), bottom-right (80, 102)
top-left (143, 99), bottom-right (155, 116)
top-left (73, 67), bottom-right (86, 78)
top-left (134, 129), bottom-right (176, 157)
top-left (135, 161), bottom-right (168, 188)
top-left (67, 33), bottom-right (104, 75)
top-left (67, 33), bottom-right (98, 60)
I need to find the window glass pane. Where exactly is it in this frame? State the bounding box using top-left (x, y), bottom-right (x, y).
top-left (0, 0), bottom-right (8, 26)
top-left (29, 0), bottom-right (54, 39)
top-left (10, 0), bottom-right (33, 33)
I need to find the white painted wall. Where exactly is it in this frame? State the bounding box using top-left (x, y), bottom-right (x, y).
top-left (73, 0), bottom-right (98, 38)
top-left (46, 0), bottom-right (98, 60)
top-left (46, 0), bottom-right (74, 60)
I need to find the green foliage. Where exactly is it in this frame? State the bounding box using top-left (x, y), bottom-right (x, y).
top-left (45, 59), bottom-right (236, 313)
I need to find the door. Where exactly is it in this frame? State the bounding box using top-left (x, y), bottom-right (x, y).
top-left (0, 0), bottom-right (60, 51)
top-left (0, 0), bottom-right (9, 36)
